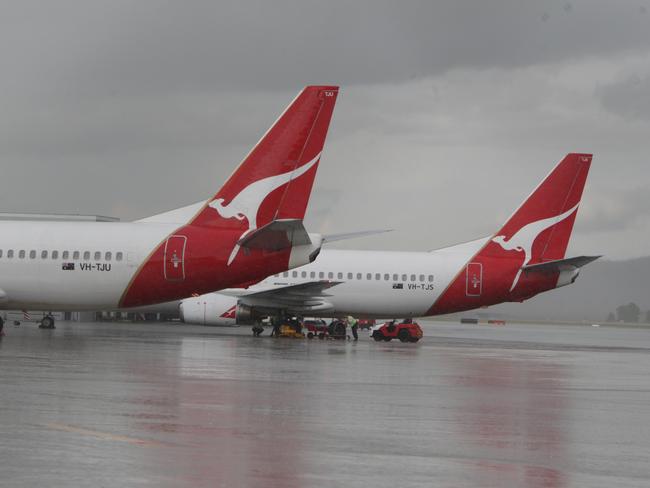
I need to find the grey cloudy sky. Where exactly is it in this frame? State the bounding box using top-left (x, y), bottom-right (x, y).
top-left (1, 0), bottom-right (649, 259)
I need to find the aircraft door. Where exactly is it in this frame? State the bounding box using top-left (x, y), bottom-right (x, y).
top-left (466, 262), bottom-right (482, 296)
top-left (164, 235), bottom-right (187, 281)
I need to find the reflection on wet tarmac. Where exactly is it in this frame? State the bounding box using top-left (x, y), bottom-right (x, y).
top-left (1, 321), bottom-right (650, 487)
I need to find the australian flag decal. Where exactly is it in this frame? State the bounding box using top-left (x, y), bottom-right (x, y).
top-left (62, 262), bottom-right (75, 271)
top-left (392, 283), bottom-right (403, 290)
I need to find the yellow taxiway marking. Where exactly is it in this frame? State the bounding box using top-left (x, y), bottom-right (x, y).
top-left (45, 423), bottom-right (162, 447)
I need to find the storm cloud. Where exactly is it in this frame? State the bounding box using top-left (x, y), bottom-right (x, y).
top-left (1, 0), bottom-right (650, 260)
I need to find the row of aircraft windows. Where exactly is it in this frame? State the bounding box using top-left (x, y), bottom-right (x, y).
top-left (0, 250), bottom-right (124, 261)
top-left (277, 270), bottom-right (434, 282)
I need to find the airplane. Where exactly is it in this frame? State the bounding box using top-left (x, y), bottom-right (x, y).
top-left (0, 85), bottom-right (340, 328)
top-left (178, 153), bottom-right (600, 326)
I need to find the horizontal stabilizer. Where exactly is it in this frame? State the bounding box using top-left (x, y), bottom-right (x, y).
top-left (237, 219), bottom-right (311, 251)
top-left (523, 255), bottom-right (601, 273)
top-left (323, 229), bottom-right (392, 243)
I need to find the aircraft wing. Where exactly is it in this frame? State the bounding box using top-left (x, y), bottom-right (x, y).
top-left (230, 280), bottom-right (342, 311)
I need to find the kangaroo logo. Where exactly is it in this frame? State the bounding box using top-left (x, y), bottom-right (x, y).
top-left (209, 152), bottom-right (321, 265)
top-left (492, 203), bottom-right (579, 291)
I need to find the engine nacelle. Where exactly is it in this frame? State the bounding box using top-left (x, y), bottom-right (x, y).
top-left (179, 294), bottom-right (239, 326)
top-left (179, 294), bottom-right (269, 326)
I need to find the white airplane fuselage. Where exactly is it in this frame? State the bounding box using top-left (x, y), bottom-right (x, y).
top-left (179, 242), bottom-right (584, 325)
top-left (261, 245), bottom-right (487, 318)
top-left (0, 221), bottom-right (174, 310)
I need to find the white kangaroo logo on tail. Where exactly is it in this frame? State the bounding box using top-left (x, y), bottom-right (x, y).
top-left (209, 152), bottom-right (321, 265)
top-left (492, 203), bottom-right (579, 291)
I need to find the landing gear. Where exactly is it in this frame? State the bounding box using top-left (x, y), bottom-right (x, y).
top-left (39, 315), bottom-right (56, 329)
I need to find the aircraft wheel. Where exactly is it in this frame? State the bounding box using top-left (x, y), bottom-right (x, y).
top-left (398, 329), bottom-right (411, 343)
top-left (40, 316), bottom-right (55, 329)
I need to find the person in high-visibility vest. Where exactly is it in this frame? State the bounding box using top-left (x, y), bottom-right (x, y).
top-left (347, 315), bottom-right (359, 341)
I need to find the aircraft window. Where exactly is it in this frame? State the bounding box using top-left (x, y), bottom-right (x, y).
top-left (292, 271), bottom-right (298, 278)
top-left (411, 274), bottom-right (416, 281)
top-left (328, 272), bottom-right (334, 279)
top-left (116, 252), bottom-right (123, 261)
top-left (310, 271), bottom-right (316, 279)
top-left (357, 273), bottom-right (362, 280)
top-left (419, 274), bottom-right (425, 282)
top-left (428, 275), bottom-right (434, 282)
top-left (393, 274), bottom-right (398, 281)
top-left (7, 250), bottom-right (13, 258)
top-left (105, 252), bottom-right (111, 261)
top-left (402, 274), bottom-right (407, 281)
top-left (367, 273), bottom-right (372, 280)
top-left (347, 273), bottom-right (353, 280)
top-left (52, 251), bottom-right (58, 259)
top-left (301, 271), bottom-right (307, 278)
top-left (283, 271), bottom-right (289, 277)
top-left (319, 272), bottom-right (325, 279)
top-left (83, 251), bottom-right (90, 261)
top-left (19, 250), bottom-right (25, 259)
top-left (384, 273), bottom-right (390, 281)
top-left (41, 251), bottom-right (48, 259)
top-left (94, 252), bottom-right (101, 261)
top-left (337, 272), bottom-right (343, 279)
top-left (375, 273), bottom-right (381, 280)
top-left (29, 250), bottom-right (36, 259)
top-left (0, 250), bottom-right (3, 258)
top-left (73, 251), bottom-right (80, 260)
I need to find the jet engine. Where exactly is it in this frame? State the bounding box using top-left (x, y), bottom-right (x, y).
top-left (179, 294), bottom-right (268, 326)
top-left (179, 294), bottom-right (239, 326)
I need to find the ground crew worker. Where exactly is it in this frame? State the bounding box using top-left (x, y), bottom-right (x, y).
top-left (271, 316), bottom-right (282, 337)
top-left (347, 315), bottom-right (359, 341)
top-left (252, 321), bottom-right (264, 337)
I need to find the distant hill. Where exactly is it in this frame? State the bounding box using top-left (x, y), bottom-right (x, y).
top-left (453, 257), bottom-right (650, 323)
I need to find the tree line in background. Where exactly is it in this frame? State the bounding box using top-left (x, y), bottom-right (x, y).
top-left (606, 303), bottom-right (650, 324)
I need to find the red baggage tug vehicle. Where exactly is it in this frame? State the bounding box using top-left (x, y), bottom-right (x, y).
top-left (370, 320), bottom-right (423, 343)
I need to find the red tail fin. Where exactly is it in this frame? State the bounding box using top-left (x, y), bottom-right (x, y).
top-left (191, 86), bottom-right (339, 229)
top-left (489, 153), bottom-right (592, 265)
top-left (428, 153), bottom-right (592, 315)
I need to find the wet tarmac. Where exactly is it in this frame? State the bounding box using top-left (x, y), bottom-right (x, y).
top-left (2, 320), bottom-right (650, 488)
